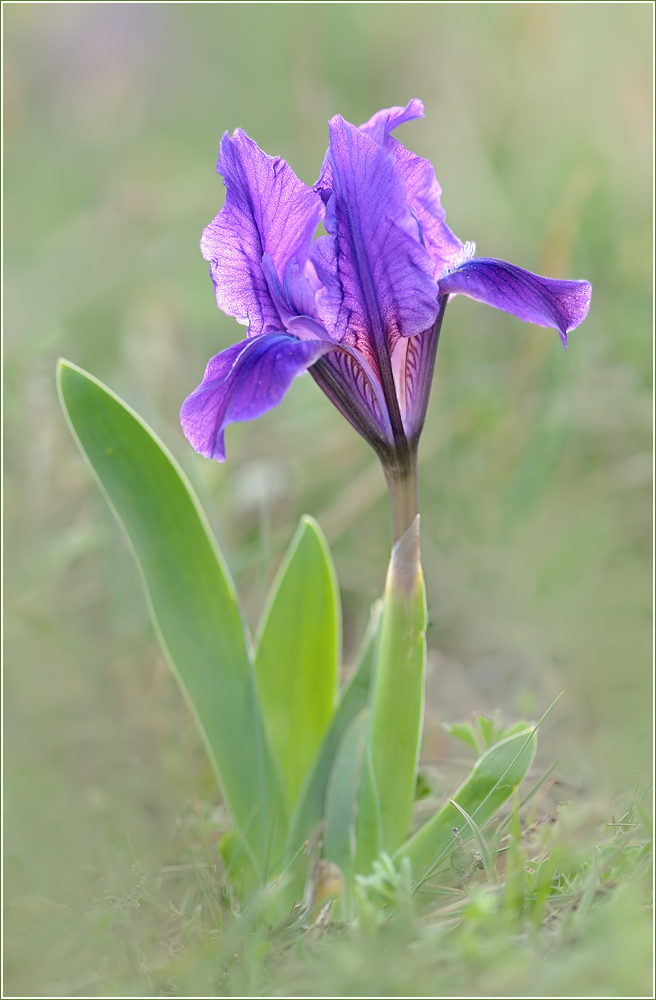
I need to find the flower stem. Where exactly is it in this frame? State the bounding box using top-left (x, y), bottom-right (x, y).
top-left (383, 444), bottom-right (419, 543)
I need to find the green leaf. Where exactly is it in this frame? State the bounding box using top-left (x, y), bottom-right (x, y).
top-left (356, 517), bottom-right (427, 871)
top-left (500, 719), bottom-right (534, 740)
top-left (399, 727), bottom-right (537, 878)
top-left (477, 714), bottom-right (501, 749)
top-left (323, 711), bottom-right (369, 885)
top-left (255, 516), bottom-right (340, 810)
top-left (285, 600), bottom-right (380, 855)
top-left (444, 721), bottom-right (484, 756)
top-left (56, 360), bottom-right (286, 876)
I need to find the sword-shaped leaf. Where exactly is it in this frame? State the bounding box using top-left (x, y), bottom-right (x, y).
top-left (255, 516), bottom-right (340, 811)
top-left (286, 600), bottom-right (380, 855)
top-left (57, 360), bottom-right (286, 876)
top-left (323, 711), bottom-right (369, 884)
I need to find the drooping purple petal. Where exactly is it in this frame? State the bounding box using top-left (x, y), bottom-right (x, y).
top-left (313, 115), bottom-right (439, 375)
top-left (181, 334), bottom-right (333, 461)
top-left (200, 130), bottom-right (324, 336)
top-left (438, 258), bottom-right (592, 346)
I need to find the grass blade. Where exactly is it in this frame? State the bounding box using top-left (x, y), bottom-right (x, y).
top-left (450, 799), bottom-right (498, 885)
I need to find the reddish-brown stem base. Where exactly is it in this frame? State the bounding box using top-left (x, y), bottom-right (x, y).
top-left (383, 446), bottom-right (419, 543)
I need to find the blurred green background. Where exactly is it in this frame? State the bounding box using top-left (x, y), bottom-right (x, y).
top-left (4, 3), bottom-right (652, 995)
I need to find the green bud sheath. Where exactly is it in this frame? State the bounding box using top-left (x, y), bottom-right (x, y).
top-left (356, 515), bottom-right (427, 872)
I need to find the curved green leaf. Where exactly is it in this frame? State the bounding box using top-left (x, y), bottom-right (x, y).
top-left (255, 515), bottom-right (341, 810)
top-left (398, 727), bottom-right (537, 878)
top-left (57, 360), bottom-right (285, 875)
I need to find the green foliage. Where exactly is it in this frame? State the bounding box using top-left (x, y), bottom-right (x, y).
top-left (57, 360), bottom-right (287, 876)
top-left (254, 515), bottom-right (340, 811)
top-left (55, 361), bottom-right (540, 922)
top-left (445, 712), bottom-right (531, 756)
top-left (11, 788), bottom-right (647, 997)
top-left (323, 712), bottom-right (368, 886)
top-left (450, 800), bottom-right (498, 886)
top-left (401, 727), bottom-right (537, 875)
top-left (354, 853), bottom-right (414, 932)
top-left (286, 601), bottom-right (379, 854)
top-left (356, 518), bottom-right (427, 870)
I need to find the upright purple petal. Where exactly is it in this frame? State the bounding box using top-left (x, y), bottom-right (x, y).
top-left (261, 252), bottom-right (321, 326)
top-left (358, 100), bottom-right (462, 274)
top-left (307, 233), bottom-right (344, 338)
top-left (387, 138), bottom-right (463, 273)
top-left (181, 334), bottom-right (333, 461)
top-left (315, 99), bottom-right (426, 223)
top-left (200, 130), bottom-right (324, 336)
top-left (392, 312), bottom-right (444, 441)
top-left (313, 115), bottom-right (439, 375)
top-left (438, 258), bottom-right (592, 346)
top-left (358, 98), bottom-right (425, 145)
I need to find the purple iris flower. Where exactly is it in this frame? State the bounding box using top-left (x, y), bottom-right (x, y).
top-left (182, 100), bottom-right (591, 538)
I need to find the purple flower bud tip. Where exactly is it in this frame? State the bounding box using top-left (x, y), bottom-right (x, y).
top-left (182, 102), bottom-right (592, 464)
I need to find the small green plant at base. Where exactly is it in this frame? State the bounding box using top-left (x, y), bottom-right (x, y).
top-left (62, 785), bottom-right (650, 997)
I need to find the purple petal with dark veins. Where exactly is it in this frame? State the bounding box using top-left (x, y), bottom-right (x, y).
top-left (358, 99), bottom-right (463, 273)
top-left (438, 259), bottom-right (592, 347)
top-left (391, 311), bottom-right (443, 441)
top-left (310, 347), bottom-right (395, 455)
top-left (200, 130), bottom-right (324, 336)
top-left (387, 137), bottom-right (463, 273)
top-left (315, 99), bottom-right (426, 197)
top-left (315, 115), bottom-right (439, 373)
top-left (181, 334), bottom-right (333, 461)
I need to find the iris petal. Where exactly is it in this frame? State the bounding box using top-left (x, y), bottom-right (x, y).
top-left (358, 99), bottom-right (462, 274)
top-left (186, 104), bottom-right (593, 467)
top-left (310, 347), bottom-right (395, 456)
top-left (386, 139), bottom-right (463, 274)
top-left (358, 98), bottom-right (426, 145)
top-left (438, 258), bottom-right (592, 346)
top-left (315, 115), bottom-right (439, 371)
top-left (181, 334), bottom-right (333, 461)
top-left (391, 317), bottom-right (442, 440)
top-left (200, 130), bottom-right (324, 336)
